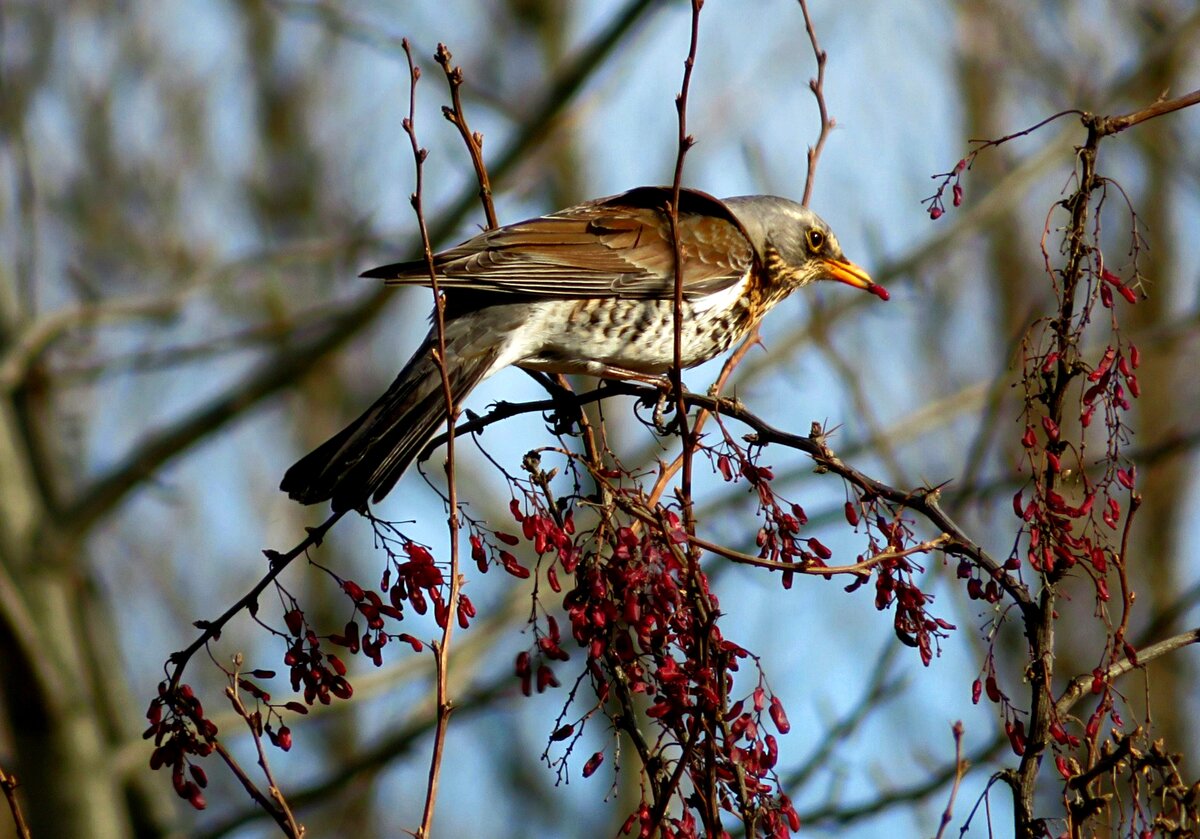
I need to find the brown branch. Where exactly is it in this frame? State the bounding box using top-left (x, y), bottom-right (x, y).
top-left (649, 0), bottom-right (842, 511)
top-left (1055, 626), bottom-right (1200, 718)
top-left (684, 530), bottom-right (950, 578)
top-left (933, 722), bottom-right (968, 839)
top-left (400, 40), bottom-right (464, 839)
top-left (727, 411), bottom-right (1032, 609)
top-left (1013, 102), bottom-right (1107, 837)
top-left (213, 734), bottom-right (301, 839)
top-left (223, 678), bottom-right (304, 837)
top-left (195, 677), bottom-right (510, 839)
top-left (642, 321), bottom-right (764, 511)
top-left (167, 510), bottom-right (344, 690)
top-left (434, 43), bottom-right (497, 229)
top-left (665, 0), bottom-right (702, 558)
top-left (1064, 731), bottom-right (1133, 793)
top-left (796, 0), bottom-right (832, 207)
top-left (1095, 86), bottom-right (1200, 135)
top-left (661, 4), bottom-right (717, 831)
top-left (0, 765), bottom-right (31, 839)
top-left (423, 381), bottom-right (1029, 607)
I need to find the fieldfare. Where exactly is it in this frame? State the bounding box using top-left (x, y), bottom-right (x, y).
top-left (281, 186), bottom-right (887, 511)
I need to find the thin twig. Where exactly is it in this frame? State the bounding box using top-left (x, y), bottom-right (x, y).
top-left (659, 2), bottom-right (720, 832)
top-left (1095, 86), bottom-right (1200, 135)
top-left (400, 39), bottom-right (465, 839)
top-left (0, 765), bottom-right (31, 839)
top-left (166, 511), bottom-right (344, 690)
top-left (435, 44), bottom-right (497, 228)
top-left (1055, 626), bottom-right (1200, 718)
top-left (933, 721), bottom-right (968, 839)
top-left (796, 0), bottom-right (832, 207)
top-left (644, 510), bottom-right (950, 577)
top-left (224, 680), bottom-right (304, 837)
top-left (665, 0), bottom-right (702, 545)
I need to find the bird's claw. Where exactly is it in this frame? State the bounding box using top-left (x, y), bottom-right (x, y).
top-left (535, 377), bottom-right (583, 436)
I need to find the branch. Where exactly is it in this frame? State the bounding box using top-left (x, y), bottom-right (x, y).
top-left (194, 678), bottom-right (509, 839)
top-left (1095, 86), bottom-right (1200, 135)
top-left (685, 531), bottom-right (950, 578)
top-left (1055, 626), bottom-right (1200, 718)
top-left (216, 680), bottom-right (304, 838)
top-left (423, 382), bottom-right (1028, 610)
top-left (400, 39), bottom-right (464, 839)
top-left (659, 3), bottom-right (716, 831)
top-left (0, 765), bottom-right (31, 839)
top-left (165, 511), bottom-right (345, 691)
top-left (933, 722), bottom-right (968, 839)
top-left (434, 44), bottom-right (497, 229)
top-left (796, 0), bottom-right (832, 207)
top-left (665, 0), bottom-right (702, 548)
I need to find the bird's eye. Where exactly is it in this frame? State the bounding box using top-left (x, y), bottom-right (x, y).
top-left (805, 229), bottom-right (825, 252)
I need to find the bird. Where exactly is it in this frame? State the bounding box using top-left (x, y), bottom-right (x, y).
top-left (281, 186), bottom-right (888, 512)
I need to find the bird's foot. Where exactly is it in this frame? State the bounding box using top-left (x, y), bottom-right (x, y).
top-left (525, 370), bottom-right (584, 436)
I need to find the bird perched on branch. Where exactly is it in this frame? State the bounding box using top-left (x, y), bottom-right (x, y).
top-left (281, 186), bottom-right (888, 511)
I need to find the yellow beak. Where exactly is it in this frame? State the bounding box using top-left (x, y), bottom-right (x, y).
top-left (822, 257), bottom-right (889, 301)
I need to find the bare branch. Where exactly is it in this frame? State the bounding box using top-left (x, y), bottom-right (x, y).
top-left (1096, 86), bottom-right (1200, 135)
top-left (0, 765), bottom-right (31, 839)
top-left (217, 678), bottom-right (304, 837)
top-left (165, 510), bottom-right (345, 690)
top-left (933, 722), bottom-right (968, 839)
top-left (435, 44), bottom-right (497, 229)
top-left (1056, 627), bottom-right (1200, 718)
top-left (796, 0), bottom-right (832, 207)
top-left (400, 37), bottom-right (465, 839)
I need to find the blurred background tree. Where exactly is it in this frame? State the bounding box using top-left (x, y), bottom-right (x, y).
top-left (0, 1), bottom-right (1197, 837)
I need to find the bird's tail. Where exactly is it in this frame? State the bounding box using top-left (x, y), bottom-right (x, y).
top-left (280, 337), bottom-right (497, 512)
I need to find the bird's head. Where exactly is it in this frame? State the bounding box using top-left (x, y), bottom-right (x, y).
top-left (723, 196), bottom-right (889, 301)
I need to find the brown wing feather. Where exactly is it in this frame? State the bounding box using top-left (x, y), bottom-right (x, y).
top-left (362, 187), bottom-right (756, 300)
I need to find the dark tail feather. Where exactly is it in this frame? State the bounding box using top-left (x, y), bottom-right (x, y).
top-left (280, 340), bottom-right (497, 512)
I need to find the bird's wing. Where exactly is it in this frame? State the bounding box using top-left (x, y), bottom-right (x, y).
top-left (361, 187), bottom-right (756, 299)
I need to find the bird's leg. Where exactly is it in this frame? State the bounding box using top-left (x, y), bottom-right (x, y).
top-left (584, 364), bottom-right (684, 434)
top-left (580, 362), bottom-right (673, 390)
top-left (652, 392), bottom-right (673, 434)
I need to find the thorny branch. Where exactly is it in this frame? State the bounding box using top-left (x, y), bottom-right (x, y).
top-left (666, 0), bottom-right (701, 543)
top-left (165, 511), bottom-right (345, 691)
top-left (1056, 626), bottom-right (1200, 718)
top-left (660, 1), bottom-right (730, 835)
top-left (421, 379), bottom-right (1023, 602)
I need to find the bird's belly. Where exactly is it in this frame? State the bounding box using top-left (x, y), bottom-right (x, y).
top-left (512, 295), bottom-right (751, 375)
